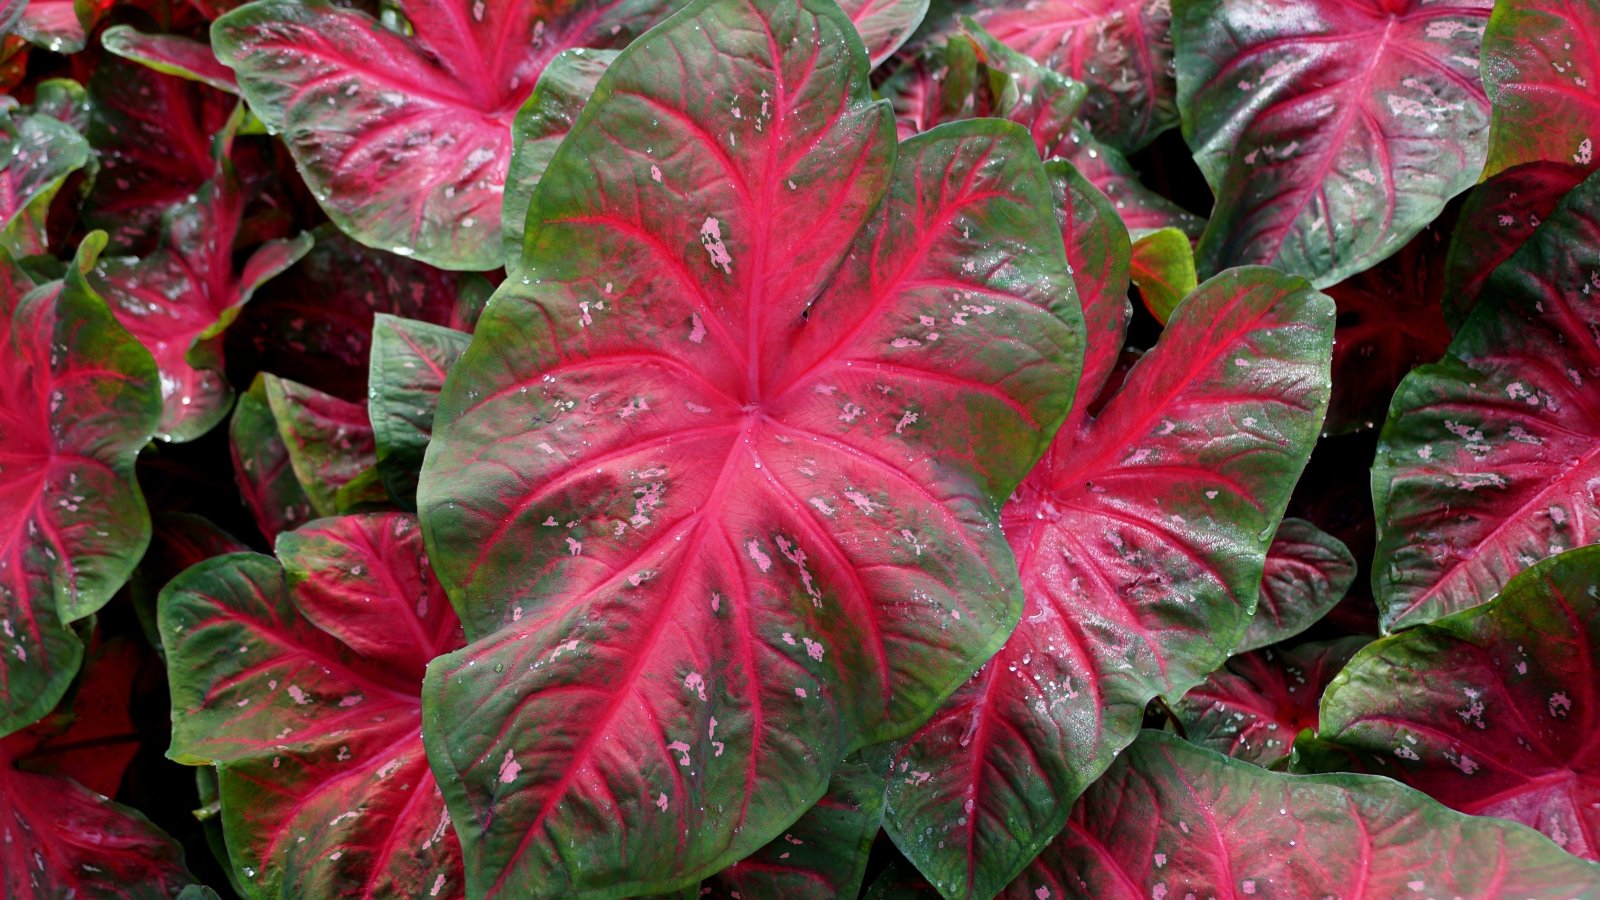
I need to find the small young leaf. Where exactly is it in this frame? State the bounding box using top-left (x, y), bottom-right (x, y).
top-left (100, 25), bottom-right (242, 94)
top-left (368, 314), bottom-right (470, 508)
top-left (1129, 226), bottom-right (1196, 323)
top-left (1237, 517), bottom-right (1355, 653)
top-left (230, 373), bottom-right (315, 542)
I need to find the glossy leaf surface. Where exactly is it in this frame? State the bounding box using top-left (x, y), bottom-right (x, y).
top-left (0, 240), bottom-right (160, 736)
top-left (230, 373), bottom-right (314, 542)
top-left (368, 314), bottom-right (469, 508)
top-left (161, 512), bottom-right (465, 898)
top-left (0, 102), bottom-right (87, 236)
top-left (1, 642), bottom-right (194, 897)
top-left (839, 0), bottom-right (927, 66)
top-left (1237, 517), bottom-right (1355, 653)
top-left (213, 0), bottom-right (682, 270)
top-left (1480, 0), bottom-right (1600, 179)
top-left (417, 0), bottom-right (1084, 892)
top-left (1008, 729), bottom-right (1600, 898)
top-left (885, 258), bottom-right (1333, 898)
top-left (92, 164), bottom-right (312, 442)
top-left (974, 0), bottom-right (1178, 151)
top-left (1176, 636), bottom-right (1367, 765)
top-left (101, 24), bottom-right (241, 93)
top-left (1372, 168), bottom-right (1600, 629)
top-left (1320, 545), bottom-right (1600, 859)
top-left (1175, 0), bottom-right (1493, 288)
top-left (263, 373), bottom-right (384, 518)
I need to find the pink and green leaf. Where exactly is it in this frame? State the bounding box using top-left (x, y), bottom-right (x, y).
top-left (416, 0), bottom-right (1084, 892)
top-left (0, 101), bottom-right (88, 238)
top-left (262, 373), bottom-right (385, 518)
top-left (212, 0), bottom-right (685, 270)
top-left (1372, 167), bottom-right (1600, 630)
top-left (367, 314), bottom-right (470, 509)
top-left (160, 512), bottom-right (465, 898)
top-left (1479, 0), bottom-right (1600, 180)
top-left (1129, 226), bottom-right (1196, 323)
top-left (1319, 544), bottom-right (1600, 859)
top-left (230, 373), bottom-right (314, 542)
top-left (1008, 729), bottom-right (1600, 898)
top-left (839, 0), bottom-right (927, 66)
top-left (0, 236), bottom-right (161, 736)
top-left (100, 24), bottom-right (241, 93)
top-left (1174, 0), bottom-right (1493, 288)
top-left (884, 260), bottom-right (1333, 899)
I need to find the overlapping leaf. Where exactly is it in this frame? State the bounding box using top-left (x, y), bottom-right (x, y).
top-left (262, 373), bottom-right (385, 517)
top-left (972, 0), bottom-right (1177, 152)
top-left (161, 512), bottom-right (465, 898)
top-left (883, 169), bottom-right (1333, 898)
top-left (1, 641), bottom-right (195, 896)
top-left (1480, 0), bottom-right (1600, 180)
top-left (92, 161), bottom-right (312, 442)
top-left (230, 373), bottom-right (314, 542)
top-left (1372, 167), bottom-right (1600, 629)
top-left (368, 314), bottom-right (468, 509)
top-left (1176, 636), bottom-right (1367, 766)
top-left (1174, 0), bottom-right (1493, 287)
top-left (1237, 517), bottom-right (1355, 652)
top-left (1008, 730), bottom-right (1600, 898)
top-left (839, 0), bottom-right (927, 65)
top-left (0, 100), bottom-right (88, 238)
top-left (101, 24), bottom-right (241, 93)
top-left (1128, 226), bottom-right (1195, 323)
top-left (213, 0), bottom-right (684, 270)
top-left (0, 239), bottom-right (161, 736)
top-left (1319, 545), bottom-right (1600, 859)
top-left (417, 0), bottom-right (1084, 892)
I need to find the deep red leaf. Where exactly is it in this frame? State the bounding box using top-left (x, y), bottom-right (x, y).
top-left (417, 0), bottom-right (1083, 892)
top-left (161, 512), bottom-right (465, 897)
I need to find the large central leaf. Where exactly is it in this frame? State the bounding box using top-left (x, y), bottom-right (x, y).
top-left (212, 0), bottom-right (684, 270)
top-left (416, 0), bottom-right (1084, 893)
top-left (1174, 0), bottom-right (1493, 287)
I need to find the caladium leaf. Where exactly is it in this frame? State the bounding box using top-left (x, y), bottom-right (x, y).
top-left (1236, 517), bottom-right (1355, 653)
top-left (839, 0), bottom-right (927, 65)
top-left (1318, 545), bottom-right (1600, 859)
top-left (230, 373), bottom-right (314, 542)
top-left (368, 314), bottom-right (468, 509)
top-left (161, 512), bottom-right (466, 898)
top-left (227, 229), bottom-right (488, 402)
top-left (1480, 0), bottom-right (1600, 180)
top-left (1009, 729), bottom-right (1600, 898)
top-left (416, 0), bottom-right (1084, 891)
top-left (101, 24), bottom-right (241, 93)
top-left (884, 260), bottom-right (1333, 898)
top-left (262, 373), bottom-right (386, 518)
top-left (1175, 636), bottom-right (1367, 766)
top-left (212, 0), bottom-right (684, 271)
top-left (1441, 160), bottom-right (1589, 330)
top-left (1, 641), bottom-right (196, 897)
top-left (1174, 0), bottom-right (1493, 288)
top-left (1128, 226), bottom-right (1195, 323)
top-left (11, 0), bottom-right (112, 53)
top-left (91, 162), bottom-right (313, 442)
top-left (1372, 167), bottom-right (1600, 630)
top-left (84, 53), bottom-right (236, 253)
top-left (0, 101), bottom-right (88, 237)
top-left (972, 0), bottom-right (1178, 152)
top-left (129, 512), bottom-right (250, 655)
top-left (705, 753), bottom-right (889, 899)
top-left (1321, 218), bottom-right (1452, 433)
top-left (0, 237), bottom-right (161, 736)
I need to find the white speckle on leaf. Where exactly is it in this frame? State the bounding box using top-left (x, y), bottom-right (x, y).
top-left (498, 750), bottom-right (521, 784)
top-left (700, 217), bottom-right (733, 274)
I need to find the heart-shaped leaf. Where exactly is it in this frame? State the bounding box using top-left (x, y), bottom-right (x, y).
top-left (91, 161), bottom-right (312, 442)
top-left (1480, 0), bottom-right (1600, 180)
top-left (368, 314), bottom-right (469, 508)
top-left (101, 24), bottom-right (241, 93)
top-left (161, 512), bottom-right (465, 898)
top-left (1319, 545), bottom-right (1600, 859)
top-left (1321, 219), bottom-right (1452, 433)
top-left (1, 642), bottom-right (195, 897)
top-left (883, 228), bottom-right (1333, 897)
top-left (1236, 517), bottom-right (1355, 653)
top-left (1176, 636), bottom-right (1368, 766)
top-left (705, 752), bottom-right (889, 899)
top-left (0, 238), bottom-right (161, 736)
top-left (1174, 0), bottom-right (1493, 288)
top-left (416, 0), bottom-right (1084, 891)
top-left (212, 0), bottom-right (684, 271)
top-left (1372, 168), bottom-right (1600, 630)
top-left (230, 373), bottom-right (314, 542)
top-left (1129, 226), bottom-right (1195, 323)
top-left (84, 54), bottom-right (236, 253)
top-left (227, 229), bottom-right (488, 402)
top-left (1008, 729), bottom-right (1600, 898)
top-left (1442, 160), bottom-right (1589, 330)
top-left (972, 0), bottom-right (1177, 152)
